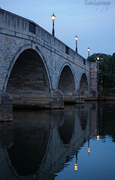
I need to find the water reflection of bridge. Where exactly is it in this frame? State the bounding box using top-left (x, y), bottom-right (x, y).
top-left (0, 104), bottom-right (97, 179)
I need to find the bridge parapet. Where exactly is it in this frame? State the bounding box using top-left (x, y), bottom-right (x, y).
top-left (0, 8), bottom-right (88, 68)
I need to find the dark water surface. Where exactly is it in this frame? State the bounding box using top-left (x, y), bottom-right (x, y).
top-left (0, 102), bottom-right (115, 180)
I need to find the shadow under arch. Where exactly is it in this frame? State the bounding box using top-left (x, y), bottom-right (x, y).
top-left (5, 45), bottom-right (52, 107)
top-left (58, 64), bottom-right (76, 103)
top-left (79, 73), bottom-right (88, 94)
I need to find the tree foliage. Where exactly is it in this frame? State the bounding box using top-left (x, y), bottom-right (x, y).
top-left (88, 53), bottom-right (115, 93)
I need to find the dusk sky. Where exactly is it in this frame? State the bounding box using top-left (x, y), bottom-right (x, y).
top-left (0, 0), bottom-right (115, 58)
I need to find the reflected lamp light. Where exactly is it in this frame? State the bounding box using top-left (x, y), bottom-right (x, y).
top-left (74, 163), bottom-right (78, 171)
top-left (97, 135), bottom-right (100, 140)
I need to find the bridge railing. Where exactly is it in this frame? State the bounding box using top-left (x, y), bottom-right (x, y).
top-left (0, 8), bottom-right (90, 69)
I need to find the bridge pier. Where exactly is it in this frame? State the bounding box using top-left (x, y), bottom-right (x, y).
top-left (0, 90), bottom-right (64, 110)
top-left (51, 89), bottom-right (64, 109)
top-left (0, 93), bottom-right (13, 122)
top-left (63, 91), bottom-right (85, 104)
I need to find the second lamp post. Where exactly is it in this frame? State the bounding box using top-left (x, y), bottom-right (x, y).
top-left (51, 13), bottom-right (56, 36)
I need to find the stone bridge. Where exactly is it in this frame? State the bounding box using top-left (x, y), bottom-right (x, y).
top-left (0, 9), bottom-right (98, 109)
top-left (0, 105), bottom-right (97, 179)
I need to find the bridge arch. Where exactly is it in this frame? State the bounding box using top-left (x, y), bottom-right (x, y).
top-left (4, 44), bottom-right (51, 92)
top-left (5, 44), bottom-right (52, 107)
top-left (79, 73), bottom-right (88, 93)
top-left (57, 64), bottom-right (76, 103)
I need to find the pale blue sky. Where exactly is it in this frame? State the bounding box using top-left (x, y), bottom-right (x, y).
top-left (0, 0), bottom-right (115, 58)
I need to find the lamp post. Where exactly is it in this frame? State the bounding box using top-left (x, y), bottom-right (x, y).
top-left (97, 56), bottom-right (100, 94)
top-left (75, 35), bottom-right (78, 53)
top-left (97, 56), bottom-right (100, 72)
top-left (88, 47), bottom-right (90, 57)
top-left (51, 13), bottom-right (56, 36)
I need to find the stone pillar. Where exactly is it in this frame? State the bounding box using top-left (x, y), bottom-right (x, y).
top-left (90, 61), bottom-right (98, 99)
top-left (0, 93), bottom-right (13, 122)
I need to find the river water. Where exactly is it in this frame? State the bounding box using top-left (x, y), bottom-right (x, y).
top-left (0, 102), bottom-right (115, 180)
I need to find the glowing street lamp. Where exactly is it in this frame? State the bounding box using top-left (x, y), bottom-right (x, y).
top-left (96, 56), bottom-right (100, 94)
top-left (75, 35), bottom-right (78, 53)
top-left (97, 57), bottom-right (100, 61)
top-left (51, 13), bottom-right (56, 36)
top-left (88, 47), bottom-right (90, 57)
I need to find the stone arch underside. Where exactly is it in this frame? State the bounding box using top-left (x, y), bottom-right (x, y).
top-left (6, 49), bottom-right (51, 108)
top-left (58, 66), bottom-right (76, 103)
top-left (79, 73), bottom-right (88, 94)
